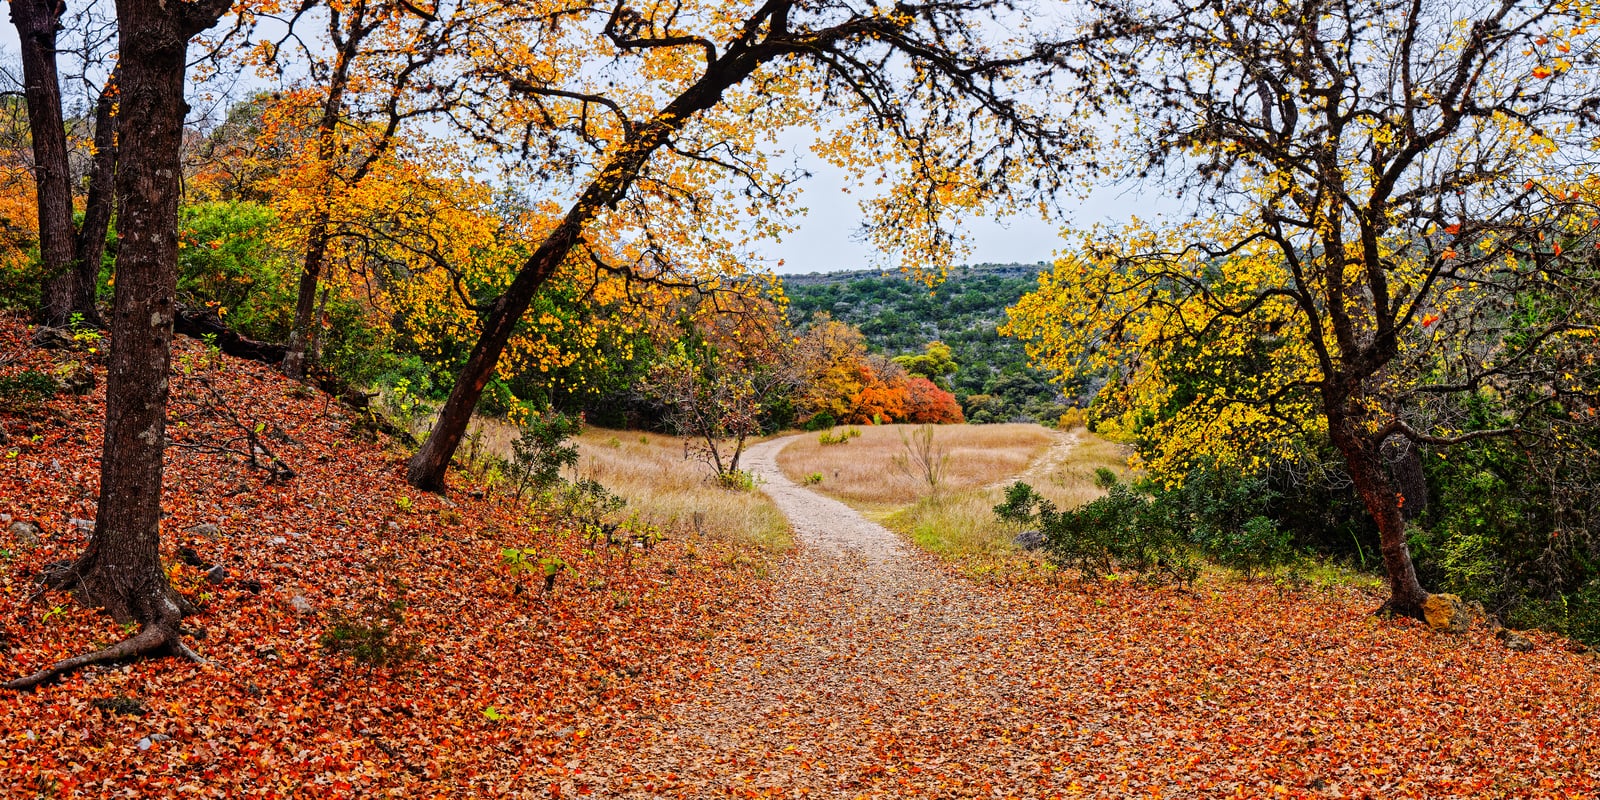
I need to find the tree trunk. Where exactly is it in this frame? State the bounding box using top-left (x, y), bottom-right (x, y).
top-left (6, 0), bottom-right (231, 692)
top-left (406, 54), bottom-right (766, 491)
top-left (12, 0), bottom-right (82, 327)
top-left (1328, 409), bottom-right (1430, 618)
top-left (72, 68), bottom-right (121, 326)
top-left (281, 228), bottom-right (329, 379)
top-left (407, 221), bottom-right (581, 490)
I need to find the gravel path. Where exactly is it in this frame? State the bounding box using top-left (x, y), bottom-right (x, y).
top-left (576, 435), bottom-right (1055, 797)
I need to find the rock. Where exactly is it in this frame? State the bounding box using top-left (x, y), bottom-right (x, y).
top-left (177, 546), bottom-right (208, 568)
top-left (135, 733), bottom-right (172, 751)
top-left (59, 364), bottom-right (95, 395)
top-left (1485, 614), bottom-right (1504, 632)
top-left (289, 594), bottom-right (313, 614)
top-left (205, 564), bottom-right (226, 585)
top-left (8, 521), bottom-right (41, 546)
top-left (67, 517), bottom-right (94, 532)
top-left (1423, 593), bottom-right (1469, 633)
top-left (185, 523), bottom-right (222, 538)
top-left (31, 326), bottom-right (76, 350)
top-left (1014, 529), bottom-right (1045, 550)
top-left (1497, 628), bottom-right (1535, 652)
top-left (269, 536), bottom-right (288, 546)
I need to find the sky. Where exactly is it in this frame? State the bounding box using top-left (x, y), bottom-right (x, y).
top-left (756, 160), bottom-right (1164, 274)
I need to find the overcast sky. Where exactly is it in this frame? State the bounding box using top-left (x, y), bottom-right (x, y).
top-left (757, 158), bottom-right (1166, 274)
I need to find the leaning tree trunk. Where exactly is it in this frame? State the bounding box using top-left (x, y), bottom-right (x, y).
top-left (407, 220), bottom-right (582, 490)
top-left (11, 0), bottom-right (84, 327)
top-left (1329, 408), bottom-right (1431, 619)
top-left (406, 54), bottom-right (766, 491)
top-left (6, 0), bottom-right (230, 692)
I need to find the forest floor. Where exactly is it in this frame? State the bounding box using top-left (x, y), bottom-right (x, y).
top-left (574, 436), bottom-right (1600, 798)
top-left (3, 318), bottom-right (1600, 798)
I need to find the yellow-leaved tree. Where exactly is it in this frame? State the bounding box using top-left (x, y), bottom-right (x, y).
top-left (1006, 0), bottom-right (1600, 617)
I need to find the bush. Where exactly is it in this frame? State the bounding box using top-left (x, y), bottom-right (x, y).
top-left (319, 595), bottom-right (421, 669)
top-left (804, 411), bottom-right (837, 431)
top-left (818, 427), bottom-right (860, 445)
top-left (716, 469), bottom-right (758, 492)
top-left (1058, 407), bottom-right (1089, 430)
top-left (0, 370), bottom-right (58, 413)
top-left (508, 410), bottom-right (582, 500)
top-left (996, 481), bottom-right (1197, 585)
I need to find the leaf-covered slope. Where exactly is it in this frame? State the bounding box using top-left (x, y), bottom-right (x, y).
top-left (0, 317), bottom-right (771, 796)
top-left (782, 263), bottom-right (1081, 423)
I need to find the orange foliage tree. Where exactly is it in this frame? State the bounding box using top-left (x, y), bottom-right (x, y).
top-left (404, 0), bottom-right (1083, 490)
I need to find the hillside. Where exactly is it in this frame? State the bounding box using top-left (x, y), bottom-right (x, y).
top-left (781, 263), bottom-right (1084, 423)
top-left (0, 317), bottom-right (772, 795)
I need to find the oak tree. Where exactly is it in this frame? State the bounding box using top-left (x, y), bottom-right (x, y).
top-left (1005, 0), bottom-right (1600, 616)
top-left (6, 0), bottom-right (234, 691)
top-left (8, 2), bottom-right (118, 326)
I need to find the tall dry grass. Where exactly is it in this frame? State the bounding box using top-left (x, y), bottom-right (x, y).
top-left (457, 419), bottom-right (791, 554)
top-left (572, 428), bottom-right (792, 554)
top-left (878, 429), bottom-right (1134, 559)
top-left (776, 423), bottom-right (1056, 509)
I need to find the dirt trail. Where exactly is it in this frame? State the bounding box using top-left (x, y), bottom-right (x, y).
top-left (576, 435), bottom-right (1062, 797)
top-left (573, 435), bottom-right (1600, 799)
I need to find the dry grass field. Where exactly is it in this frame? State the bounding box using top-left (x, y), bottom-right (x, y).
top-left (885, 430), bottom-right (1133, 558)
top-left (775, 423), bottom-right (1056, 509)
top-left (776, 422), bottom-right (1133, 559)
top-left (460, 418), bottom-right (792, 554)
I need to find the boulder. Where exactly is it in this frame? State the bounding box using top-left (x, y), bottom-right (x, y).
top-left (1423, 593), bottom-right (1469, 633)
top-left (30, 326), bottom-right (76, 350)
top-left (1014, 529), bottom-right (1045, 550)
top-left (1497, 628), bottom-right (1534, 652)
top-left (8, 520), bottom-right (42, 546)
top-left (59, 364), bottom-right (95, 395)
top-left (185, 523), bottom-right (223, 538)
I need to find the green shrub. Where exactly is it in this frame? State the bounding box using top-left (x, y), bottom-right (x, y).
top-left (996, 481), bottom-right (1197, 585)
top-left (509, 410), bottom-right (582, 500)
top-left (0, 370), bottom-right (58, 413)
top-left (319, 596), bottom-right (421, 669)
top-left (817, 427), bottom-right (861, 445)
top-left (804, 411), bottom-right (837, 431)
top-left (716, 469), bottom-right (758, 492)
top-left (1093, 467), bottom-right (1118, 490)
top-left (802, 472), bottom-right (824, 485)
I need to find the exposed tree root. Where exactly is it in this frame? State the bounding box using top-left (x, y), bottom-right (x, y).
top-left (2, 622), bottom-right (184, 691)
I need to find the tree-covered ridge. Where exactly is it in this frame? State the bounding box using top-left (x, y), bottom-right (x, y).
top-left (782, 263), bottom-right (1079, 423)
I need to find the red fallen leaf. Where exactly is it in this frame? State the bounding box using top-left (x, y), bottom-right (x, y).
top-left (1421, 313), bottom-right (1440, 327)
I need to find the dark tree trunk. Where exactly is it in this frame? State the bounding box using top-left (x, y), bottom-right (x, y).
top-left (6, 0), bottom-right (231, 692)
top-left (1328, 406), bottom-right (1430, 618)
top-left (11, 0), bottom-right (84, 327)
top-left (407, 221), bottom-right (581, 491)
top-left (281, 227), bottom-right (329, 379)
top-left (73, 67), bottom-right (120, 322)
top-left (281, 20), bottom-right (358, 381)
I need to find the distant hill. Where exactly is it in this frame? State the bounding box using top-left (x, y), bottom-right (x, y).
top-left (780, 263), bottom-right (1085, 423)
